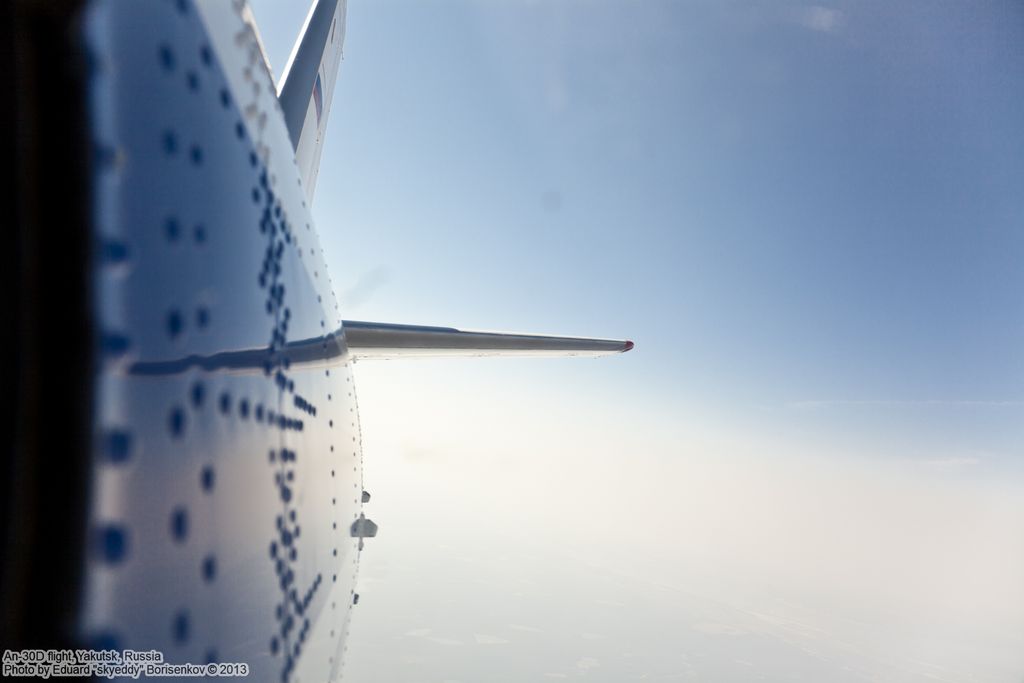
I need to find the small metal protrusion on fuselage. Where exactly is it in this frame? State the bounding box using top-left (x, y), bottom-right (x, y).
top-left (350, 513), bottom-right (377, 539)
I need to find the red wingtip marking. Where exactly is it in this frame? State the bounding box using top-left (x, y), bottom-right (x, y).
top-left (623, 340), bottom-right (635, 352)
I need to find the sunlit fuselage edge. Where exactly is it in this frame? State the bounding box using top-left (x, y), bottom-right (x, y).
top-left (79, 2), bottom-right (361, 681)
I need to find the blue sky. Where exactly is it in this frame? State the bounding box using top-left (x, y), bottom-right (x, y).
top-left (248, 1), bottom-right (1024, 679)
top-left (251, 0), bottom-right (1023, 471)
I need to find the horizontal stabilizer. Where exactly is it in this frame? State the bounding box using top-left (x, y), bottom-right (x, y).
top-left (343, 321), bottom-right (633, 360)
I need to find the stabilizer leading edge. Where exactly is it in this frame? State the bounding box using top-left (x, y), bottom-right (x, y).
top-left (343, 321), bottom-right (634, 360)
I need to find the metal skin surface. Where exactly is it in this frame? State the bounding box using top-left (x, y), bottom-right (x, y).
top-left (81, 2), bottom-right (361, 680)
top-left (71, 2), bottom-right (631, 681)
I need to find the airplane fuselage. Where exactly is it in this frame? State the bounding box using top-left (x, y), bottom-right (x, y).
top-left (78, 2), bottom-right (363, 679)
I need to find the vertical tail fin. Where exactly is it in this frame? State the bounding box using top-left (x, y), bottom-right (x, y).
top-left (277, 0), bottom-right (347, 200)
